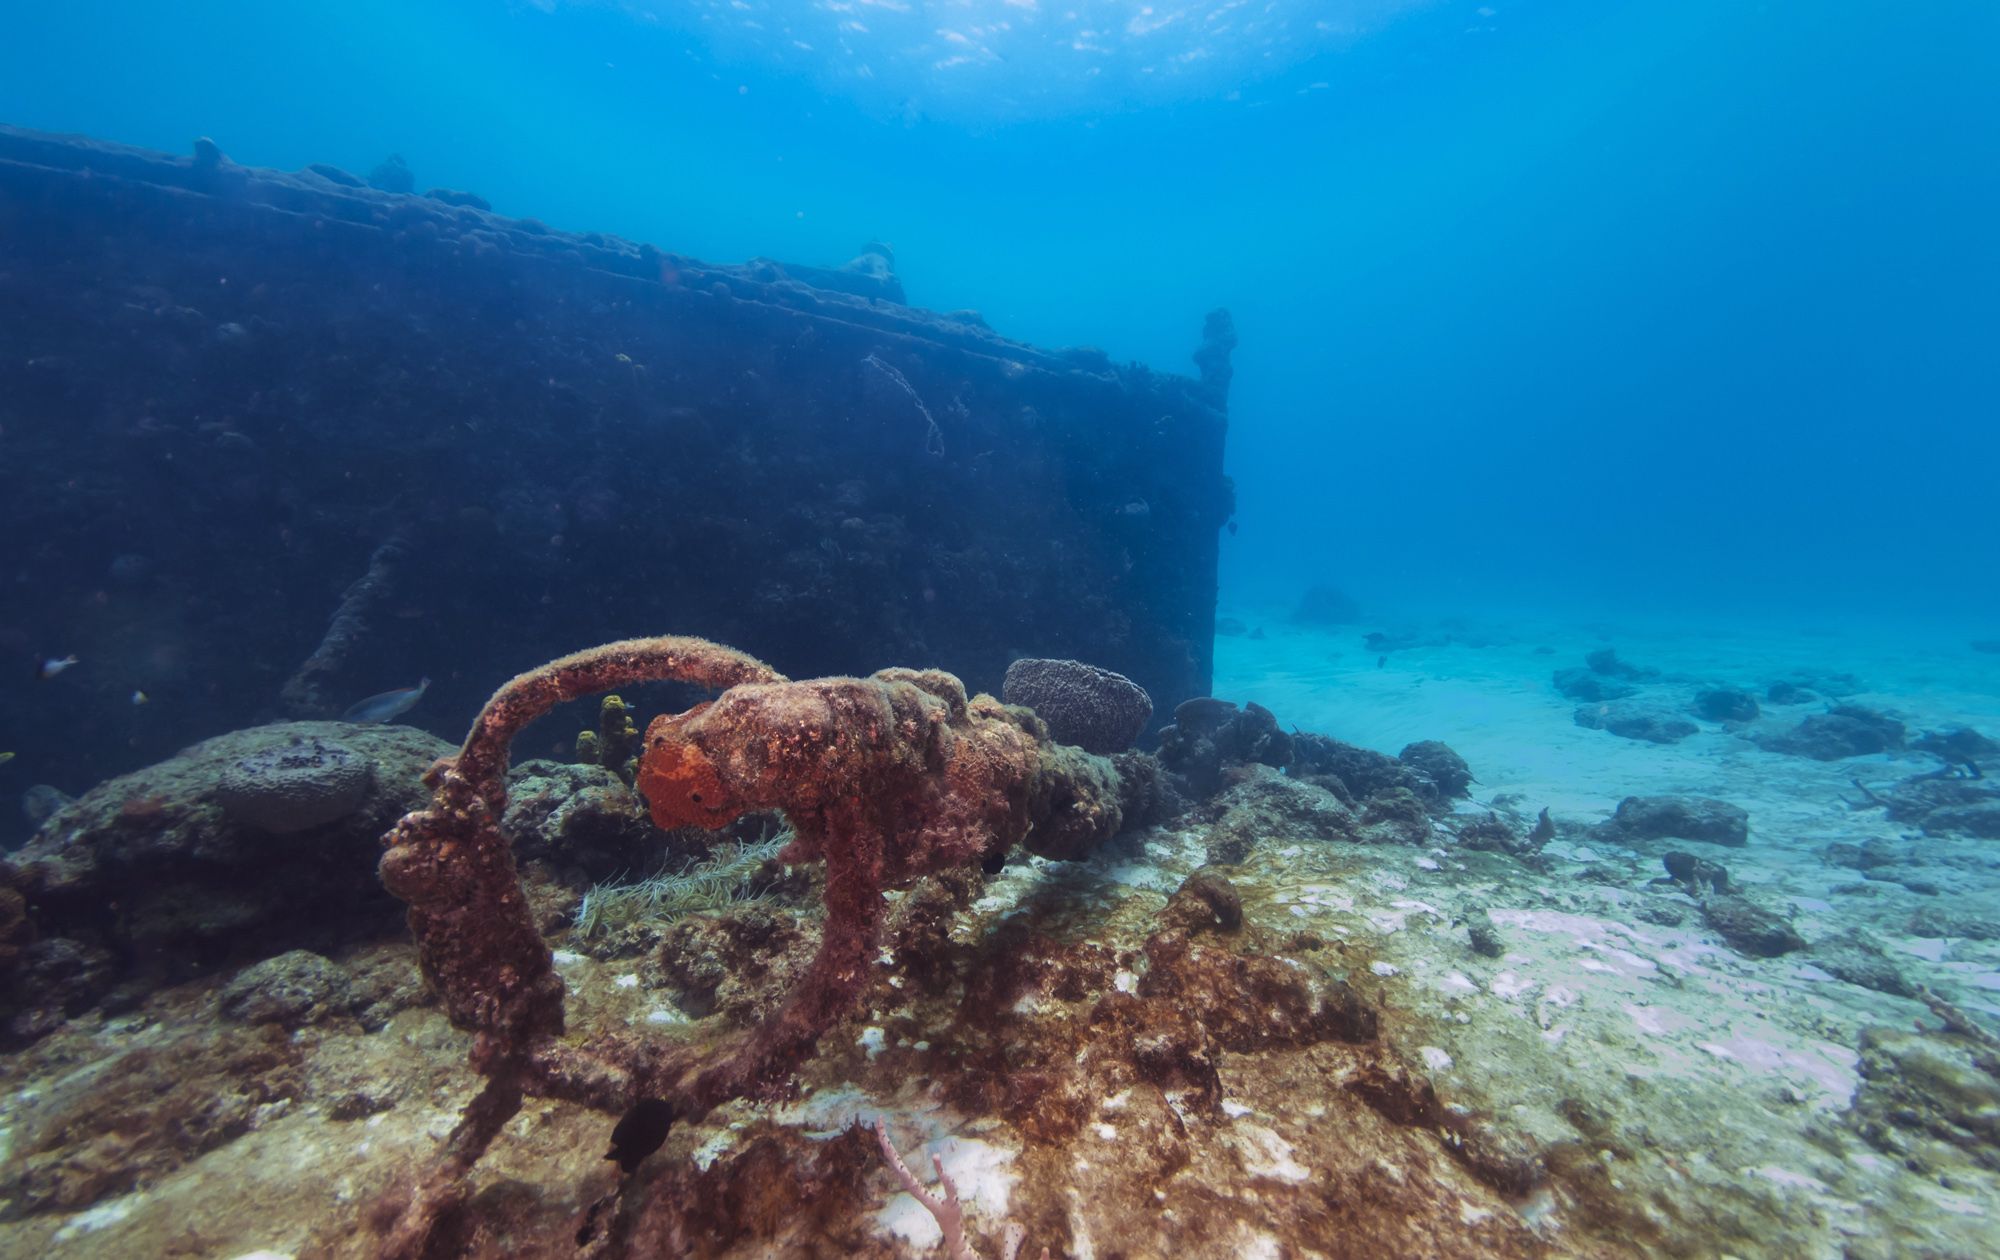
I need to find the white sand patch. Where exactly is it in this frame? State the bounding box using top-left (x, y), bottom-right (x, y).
top-left (53, 1196), bottom-right (138, 1242)
top-left (875, 1133), bottom-right (1018, 1245)
top-left (1623, 1002), bottom-right (1679, 1036)
top-left (1491, 972), bottom-right (1538, 1000)
top-left (1291, 885), bottom-right (1353, 910)
top-left (1228, 1123), bottom-right (1310, 1183)
top-left (1750, 1165), bottom-right (1831, 1193)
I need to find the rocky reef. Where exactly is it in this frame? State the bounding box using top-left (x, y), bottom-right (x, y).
top-left (3, 631), bottom-right (1995, 1259)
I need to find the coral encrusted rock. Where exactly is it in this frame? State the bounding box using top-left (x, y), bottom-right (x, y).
top-left (1603, 795), bottom-right (1751, 847)
top-left (1701, 895), bottom-right (1806, 958)
top-left (1399, 740), bottom-right (1474, 799)
top-left (1002, 657), bottom-right (1154, 754)
top-left (219, 949), bottom-right (354, 1026)
top-left (1691, 687), bottom-right (1760, 722)
top-left (1574, 704), bottom-right (1699, 745)
top-left (1757, 706), bottom-right (1907, 760)
top-left (215, 734), bottom-right (376, 833)
top-left (1, 722), bottom-right (447, 1041)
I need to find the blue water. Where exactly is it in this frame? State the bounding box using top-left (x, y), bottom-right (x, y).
top-left (4, 0), bottom-right (1995, 624)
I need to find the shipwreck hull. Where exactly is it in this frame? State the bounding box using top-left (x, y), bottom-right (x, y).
top-left (0, 125), bottom-right (1231, 830)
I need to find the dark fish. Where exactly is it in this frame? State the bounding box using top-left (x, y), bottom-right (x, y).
top-left (605, 1098), bottom-right (676, 1174)
top-left (342, 677), bottom-right (429, 723)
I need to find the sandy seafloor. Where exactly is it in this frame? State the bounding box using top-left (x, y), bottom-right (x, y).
top-left (1208, 605), bottom-right (2000, 1250)
top-left (4, 606), bottom-right (1999, 1260)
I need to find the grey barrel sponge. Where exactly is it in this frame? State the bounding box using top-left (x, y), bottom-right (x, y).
top-left (1002, 658), bottom-right (1154, 754)
top-left (214, 734), bottom-right (376, 833)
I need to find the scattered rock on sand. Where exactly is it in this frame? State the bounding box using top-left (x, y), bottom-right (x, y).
top-left (1661, 851), bottom-right (1730, 894)
top-left (1910, 727), bottom-right (1998, 767)
top-left (1574, 705), bottom-right (1699, 744)
top-left (1808, 928), bottom-right (1913, 997)
top-left (1453, 813), bottom-right (1542, 857)
top-left (1921, 800), bottom-right (2000, 839)
top-left (1585, 648), bottom-right (1658, 680)
top-left (1907, 906), bottom-right (2000, 941)
top-left (1603, 794), bottom-right (1750, 846)
top-left (1701, 894), bottom-right (1806, 957)
top-left (1757, 706), bottom-right (1906, 760)
top-left (1552, 668), bottom-right (1637, 703)
top-left (1690, 686), bottom-right (1760, 723)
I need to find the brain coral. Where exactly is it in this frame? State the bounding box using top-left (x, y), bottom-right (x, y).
top-left (215, 735), bottom-right (376, 833)
top-left (1001, 657), bottom-right (1154, 754)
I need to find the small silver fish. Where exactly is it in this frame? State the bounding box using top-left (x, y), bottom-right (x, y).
top-left (131, 690), bottom-right (150, 706)
top-left (37, 655), bottom-right (78, 679)
top-left (342, 676), bottom-right (430, 724)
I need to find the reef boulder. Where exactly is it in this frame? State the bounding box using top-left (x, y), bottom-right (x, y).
top-left (218, 949), bottom-right (354, 1026)
top-left (1552, 668), bottom-right (1637, 703)
top-left (1002, 657), bottom-right (1154, 755)
top-left (0, 721), bottom-right (448, 1042)
top-left (1690, 687), bottom-right (1760, 723)
top-left (1601, 795), bottom-right (1751, 847)
top-left (1290, 732), bottom-right (1462, 811)
top-left (1701, 894), bottom-right (1806, 958)
top-left (1398, 740), bottom-right (1474, 800)
top-left (1921, 800), bottom-right (2000, 840)
top-left (1156, 697), bottom-right (1293, 797)
top-left (1573, 704), bottom-right (1699, 745)
top-left (214, 735), bottom-right (375, 833)
top-left (1757, 706), bottom-right (1906, 760)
